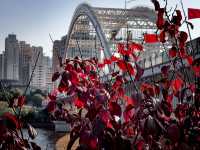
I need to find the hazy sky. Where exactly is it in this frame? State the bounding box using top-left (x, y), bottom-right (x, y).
top-left (0, 0), bottom-right (200, 57)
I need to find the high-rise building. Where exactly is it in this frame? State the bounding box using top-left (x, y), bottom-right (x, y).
top-left (4, 34), bottom-right (20, 80)
top-left (43, 56), bottom-right (52, 92)
top-left (19, 41), bottom-right (33, 85)
top-left (2, 34), bottom-right (53, 91)
top-left (30, 46), bottom-right (46, 90)
top-left (0, 52), bottom-right (4, 79)
top-left (52, 35), bottom-right (67, 73)
top-left (52, 35), bottom-right (67, 89)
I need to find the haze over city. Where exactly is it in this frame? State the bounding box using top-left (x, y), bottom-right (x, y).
top-left (0, 0), bottom-right (200, 57)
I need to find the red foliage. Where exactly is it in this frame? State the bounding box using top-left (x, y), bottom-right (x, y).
top-left (192, 65), bottom-right (200, 77)
top-left (188, 8), bottom-right (200, 19)
top-left (52, 71), bottom-right (60, 82)
top-left (159, 30), bottom-right (166, 43)
top-left (186, 55), bottom-right (193, 65)
top-left (42, 1), bottom-right (200, 149)
top-left (169, 47), bottom-right (177, 58)
top-left (103, 58), bottom-right (112, 65)
top-left (2, 112), bottom-right (19, 129)
top-left (74, 97), bottom-right (85, 108)
top-left (116, 60), bottom-right (135, 75)
top-left (17, 96), bottom-right (25, 107)
top-left (157, 8), bottom-right (165, 29)
top-left (109, 102), bottom-right (122, 116)
top-left (144, 34), bottom-right (159, 43)
top-left (130, 42), bottom-right (143, 51)
top-left (47, 101), bottom-right (56, 112)
top-left (151, 0), bottom-right (160, 11)
top-left (161, 65), bottom-right (170, 76)
top-left (48, 93), bottom-right (57, 101)
top-left (171, 77), bottom-right (184, 93)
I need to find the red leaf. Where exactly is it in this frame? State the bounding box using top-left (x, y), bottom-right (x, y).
top-left (189, 83), bottom-right (196, 93)
top-left (169, 47), bottom-right (177, 58)
top-left (126, 63), bottom-right (135, 75)
top-left (58, 80), bottom-right (68, 92)
top-left (179, 48), bottom-right (187, 58)
top-left (74, 97), bottom-right (85, 108)
top-left (70, 70), bottom-right (79, 85)
top-left (176, 10), bottom-right (182, 26)
top-left (118, 87), bottom-right (125, 97)
top-left (118, 49), bottom-right (131, 56)
top-left (117, 60), bottom-right (127, 71)
top-left (117, 60), bottom-right (134, 75)
top-left (130, 42), bottom-right (143, 51)
top-left (186, 55), bottom-right (193, 65)
top-left (89, 136), bottom-right (98, 149)
top-left (52, 72), bottom-right (60, 82)
top-left (109, 102), bottom-right (122, 116)
top-left (161, 65), bottom-right (170, 76)
top-left (117, 43), bottom-right (125, 52)
top-left (171, 77), bottom-right (183, 93)
top-left (167, 124), bottom-right (180, 142)
top-left (65, 63), bottom-right (74, 71)
top-left (112, 75), bottom-right (123, 89)
top-left (17, 96), bottom-right (25, 107)
top-left (48, 94), bottom-right (56, 101)
top-left (168, 24), bottom-right (179, 37)
top-left (103, 58), bottom-right (112, 65)
top-left (166, 94), bottom-right (173, 104)
top-left (192, 66), bottom-right (200, 77)
top-left (136, 140), bottom-right (145, 150)
top-left (157, 8), bottom-right (165, 29)
top-left (123, 95), bottom-right (135, 106)
top-left (179, 31), bottom-right (188, 43)
top-left (159, 30), bottom-right (166, 43)
top-left (98, 63), bottom-right (105, 68)
top-left (123, 106), bottom-right (134, 122)
top-left (47, 101), bottom-right (56, 112)
top-left (110, 55), bottom-right (119, 62)
top-left (144, 34), bottom-right (159, 43)
top-left (99, 110), bottom-right (111, 125)
top-left (152, 0), bottom-right (160, 11)
top-left (188, 8), bottom-right (200, 19)
top-left (2, 112), bottom-right (19, 129)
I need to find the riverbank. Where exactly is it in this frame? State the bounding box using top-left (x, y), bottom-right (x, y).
top-left (22, 128), bottom-right (78, 150)
top-left (55, 133), bottom-right (79, 150)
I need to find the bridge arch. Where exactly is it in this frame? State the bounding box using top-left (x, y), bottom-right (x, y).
top-left (64, 3), bottom-right (111, 59)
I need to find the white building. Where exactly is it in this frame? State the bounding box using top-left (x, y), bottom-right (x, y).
top-left (30, 46), bottom-right (46, 90)
top-left (43, 56), bottom-right (53, 92)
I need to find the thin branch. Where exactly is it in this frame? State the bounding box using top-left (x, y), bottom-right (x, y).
top-left (180, 0), bottom-right (195, 57)
top-left (23, 51), bottom-right (41, 95)
top-left (49, 34), bottom-right (62, 67)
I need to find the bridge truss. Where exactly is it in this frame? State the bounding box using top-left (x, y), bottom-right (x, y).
top-left (64, 3), bottom-right (158, 61)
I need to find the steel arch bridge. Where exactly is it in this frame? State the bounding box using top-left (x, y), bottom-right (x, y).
top-left (64, 3), bottom-right (157, 60)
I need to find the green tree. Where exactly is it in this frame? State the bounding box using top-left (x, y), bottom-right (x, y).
top-left (26, 94), bottom-right (44, 107)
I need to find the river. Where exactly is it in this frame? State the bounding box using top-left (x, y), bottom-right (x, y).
top-left (23, 129), bottom-right (56, 150)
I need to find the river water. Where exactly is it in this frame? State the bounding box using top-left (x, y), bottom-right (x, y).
top-left (23, 129), bottom-right (56, 150)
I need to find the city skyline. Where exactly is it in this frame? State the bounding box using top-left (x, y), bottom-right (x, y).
top-left (0, 34), bottom-right (52, 91)
top-left (0, 0), bottom-right (200, 57)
